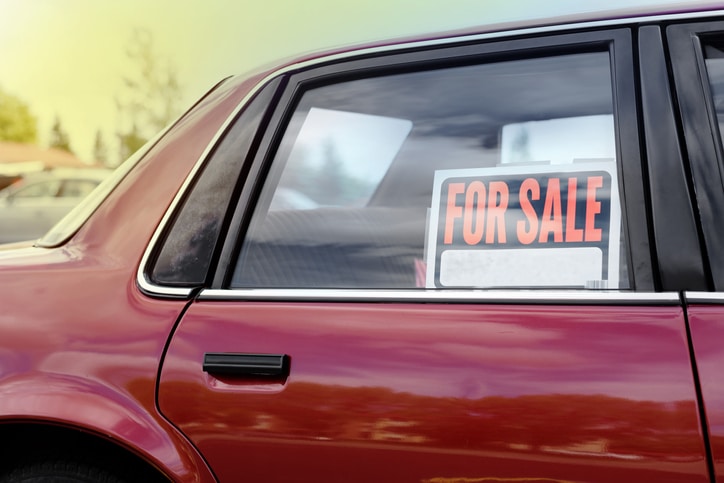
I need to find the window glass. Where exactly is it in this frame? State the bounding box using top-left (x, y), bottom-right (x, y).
top-left (150, 80), bottom-right (279, 286)
top-left (233, 52), bottom-right (629, 290)
top-left (270, 108), bottom-right (412, 210)
top-left (60, 180), bottom-right (99, 198)
top-left (704, 41), bottom-right (724, 141)
top-left (14, 180), bottom-right (61, 198)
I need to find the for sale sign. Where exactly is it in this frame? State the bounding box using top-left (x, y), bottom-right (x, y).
top-left (425, 162), bottom-right (621, 288)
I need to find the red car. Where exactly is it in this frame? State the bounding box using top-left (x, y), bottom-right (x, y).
top-left (4, 5), bottom-right (724, 483)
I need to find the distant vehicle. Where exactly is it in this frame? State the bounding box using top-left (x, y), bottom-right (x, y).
top-left (0, 170), bottom-right (110, 243)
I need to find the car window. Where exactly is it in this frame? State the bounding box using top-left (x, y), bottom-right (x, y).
top-left (232, 51), bottom-right (630, 290)
top-left (59, 179), bottom-right (99, 198)
top-left (149, 78), bottom-right (280, 286)
top-left (12, 180), bottom-right (61, 198)
top-left (704, 40), bottom-right (724, 142)
top-left (269, 108), bottom-right (413, 210)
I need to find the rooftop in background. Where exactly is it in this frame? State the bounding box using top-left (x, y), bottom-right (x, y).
top-left (0, 141), bottom-right (98, 176)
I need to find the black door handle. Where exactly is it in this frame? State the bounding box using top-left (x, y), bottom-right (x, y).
top-left (203, 353), bottom-right (290, 377)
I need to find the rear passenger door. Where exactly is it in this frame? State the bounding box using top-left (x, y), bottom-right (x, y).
top-left (157, 29), bottom-right (711, 482)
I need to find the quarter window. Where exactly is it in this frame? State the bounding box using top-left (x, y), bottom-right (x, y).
top-left (233, 51), bottom-right (629, 289)
top-left (149, 80), bottom-right (280, 286)
top-left (704, 40), bottom-right (724, 143)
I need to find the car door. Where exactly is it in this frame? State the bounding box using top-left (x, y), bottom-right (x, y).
top-left (155, 28), bottom-right (711, 482)
top-left (668, 19), bottom-right (724, 483)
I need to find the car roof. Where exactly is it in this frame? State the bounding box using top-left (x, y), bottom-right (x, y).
top-left (241, 2), bottom-right (724, 81)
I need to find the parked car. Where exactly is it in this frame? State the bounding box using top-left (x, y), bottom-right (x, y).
top-left (0, 170), bottom-right (110, 244)
top-left (6, 4), bottom-right (724, 482)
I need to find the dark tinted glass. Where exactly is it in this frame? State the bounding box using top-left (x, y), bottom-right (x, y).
top-left (150, 80), bottom-right (278, 285)
top-left (705, 41), bottom-right (724, 141)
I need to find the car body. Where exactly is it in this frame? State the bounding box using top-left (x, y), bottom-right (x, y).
top-left (5, 4), bottom-right (724, 483)
top-left (0, 169), bottom-right (110, 244)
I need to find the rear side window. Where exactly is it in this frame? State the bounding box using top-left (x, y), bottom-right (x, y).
top-left (232, 51), bottom-right (630, 290)
top-left (704, 40), bottom-right (724, 144)
top-left (150, 79), bottom-right (280, 286)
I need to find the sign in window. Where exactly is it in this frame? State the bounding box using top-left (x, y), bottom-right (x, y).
top-left (426, 161), bottom-right (620, 288)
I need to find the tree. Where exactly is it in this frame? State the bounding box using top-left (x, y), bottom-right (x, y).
top-left (116, 28), bottom-right (183, 162)
top-left (92, 129), bottom-right (109, 166)
top-left (49, 116), bottom-right (72, 152)
top-left (0, 86), bottom-right (38, 143)
top-left (117, 123), bottom-right (146, 162)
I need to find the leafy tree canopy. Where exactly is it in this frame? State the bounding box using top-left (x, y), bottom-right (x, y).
top-left (116, 28), bottom-right (183, 162)
top-left (0, 87), bottom-right (38, 144)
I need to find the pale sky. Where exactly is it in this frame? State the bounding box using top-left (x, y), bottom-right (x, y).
top-left (0, 0), bottom-right (718, 162)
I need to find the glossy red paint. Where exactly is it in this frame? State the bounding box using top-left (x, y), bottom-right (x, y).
top-left (159, 302), bottom-right (709, 482)
top-left (0, 73), bottom-right (269, 481)
top-left (685, 305), bottom-right (724, 482)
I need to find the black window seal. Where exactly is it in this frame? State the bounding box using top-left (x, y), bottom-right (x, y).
top-left (637, 25), bottom-right (708, 291)
top-left (666, 20), bottom-right (724, 291)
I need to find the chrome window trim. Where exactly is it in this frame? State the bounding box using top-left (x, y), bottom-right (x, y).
top-left (686, 292), bottom-right (724, 304)
top-left (139, 8), bottom-right (724, 299)
top-left (198, 288), bottom-right (679, 305)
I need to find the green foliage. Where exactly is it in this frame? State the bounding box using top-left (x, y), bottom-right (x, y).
top-left (0, 87), bottom-right (38, 143)
top-left (117, 124), bottom-right (146, 162)
top-left (116, 28), bottom-right (183, 162)
top-left (49, 116), bottom-right (73, 153)
top-left (92, 129), bottom-right (109, 166)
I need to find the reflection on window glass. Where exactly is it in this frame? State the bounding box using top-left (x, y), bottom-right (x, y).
top-left (233, 51), bottom-right (629, 290)
top-left (500, 115), bottom-right (615, 165)
top-left (271, 108), bottom-right (412, 209)
top-left (704, 41), bottom-right (724, 142)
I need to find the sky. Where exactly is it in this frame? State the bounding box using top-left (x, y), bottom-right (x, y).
top-left (0, 0), bottom-right (720, 163)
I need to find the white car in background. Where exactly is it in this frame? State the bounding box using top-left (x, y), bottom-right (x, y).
top-left (0, 169), bottom-right (110, 244)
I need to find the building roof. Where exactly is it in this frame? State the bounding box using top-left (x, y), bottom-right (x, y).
top-left (0, 141), bottom-right (92, 175)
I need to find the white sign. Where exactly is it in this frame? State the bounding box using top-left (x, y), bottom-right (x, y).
top-left (426, 161), bottom-right (621, 289)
